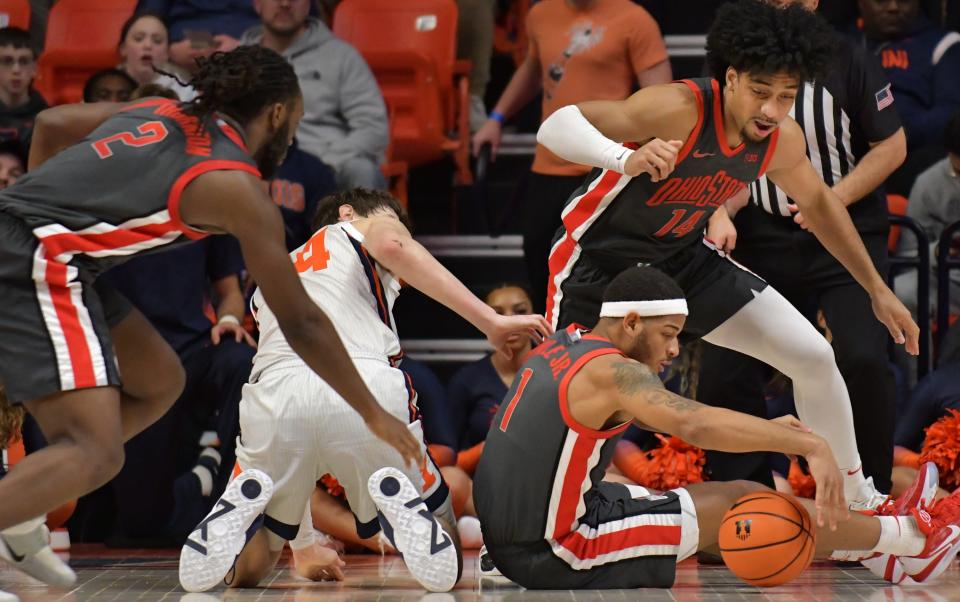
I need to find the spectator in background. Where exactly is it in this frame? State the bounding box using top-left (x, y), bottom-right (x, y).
top-left (456, 0), bottom-right (495, 131)
top-left (83, 69), bottom-right (138, 103)
top-left (447, 284), bottom-right (534, 471)
top-left (471, 0), bottom-right (671, 313)
top-left (242, 0), bottom-right (389, 190)
top-left (118, 12), bottom-right (196, 101)
top-left (135, 0), bottom-right (258, 72)
top-left (0, 139), bottom-right (24, 189)
top-left (854, 0), bottom-right (960, 192)
top-left (0, 27), bottom-right (46, 149)
top-left (894, 111), bottom-right (960, 318)
top-left (97, 237), bottom-right (255, 544)
top-left (271, 140), bottom-right (338, 250)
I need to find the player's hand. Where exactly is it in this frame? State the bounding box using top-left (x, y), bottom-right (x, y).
top-left (623, 139), bottom-right (683, 181)
top-left (487, 314), bottom-right (553, 359)
top-left (292, 541), bottom-right (346, 582)
top-left (706, 208), bottom-right (738, 253)
top-left (870, 286), bottom-right (920, 355)
top-left (804, 437), bottom-right (848, 531)
top-left (366, 409), bottom-right (422, 467)
top-left (213, 34), bottom-right (240, 53)
top-left (786, 204), bottom-right (809, 231)
top-left (472, 120), bottom-right (503, 159)
top-left (210, 320), bottom-right (257, 348)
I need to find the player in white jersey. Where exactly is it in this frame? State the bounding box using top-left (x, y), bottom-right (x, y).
top-left (179, 189), bottom-right (552, 593)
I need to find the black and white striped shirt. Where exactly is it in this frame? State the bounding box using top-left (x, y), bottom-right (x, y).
top-left (749, 36), bottom-right (902, 234)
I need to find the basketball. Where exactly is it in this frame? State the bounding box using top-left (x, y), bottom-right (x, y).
top-left (718, 491), bottom-right (816, 587)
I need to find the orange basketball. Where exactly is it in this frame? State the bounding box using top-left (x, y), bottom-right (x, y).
top-left (718, 490), bottom-right (816, 587)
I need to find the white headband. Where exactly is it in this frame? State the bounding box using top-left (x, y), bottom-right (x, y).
top-left (599, 299), bottom-right (688, 318)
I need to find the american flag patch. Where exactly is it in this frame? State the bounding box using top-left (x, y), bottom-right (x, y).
top-left (875, 84), bottom-right (894, 111)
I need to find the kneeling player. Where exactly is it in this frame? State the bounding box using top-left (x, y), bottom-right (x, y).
top-left (474, 266), bottom-right (959, 589)
top-left (178, 189), bottom-right (551, 593)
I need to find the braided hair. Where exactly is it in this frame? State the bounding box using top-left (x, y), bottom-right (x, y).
top-left (181, 45), bottom-right (300, 127)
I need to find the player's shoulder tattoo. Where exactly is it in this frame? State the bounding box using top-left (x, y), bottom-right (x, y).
top-left (611, 360), bottom-right (663, 395)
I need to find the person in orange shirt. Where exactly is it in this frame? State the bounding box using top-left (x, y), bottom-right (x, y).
top-left (472, 0), bottom-right (671, 313)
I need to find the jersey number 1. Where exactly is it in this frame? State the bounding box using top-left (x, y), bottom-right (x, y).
top-left (294, 228), bottom-right (331, 273)
top-left (92, 121), bottom-right (169, 159)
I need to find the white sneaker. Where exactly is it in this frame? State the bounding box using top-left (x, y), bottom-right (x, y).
top-left (368, 467), bottom-right (460, 592)
top-left (0, 522), bottom-right (75, 588)
top-left (0, 589), bottom-right (17, 602)
top-left (848, 476), bottom-right (889, 513)
top-left (178, 469), bottom-right (273, 593)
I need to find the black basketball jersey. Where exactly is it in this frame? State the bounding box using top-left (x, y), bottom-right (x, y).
top-left (474, 326), bottom-right (629, 547)
top-left (552, 78), bottom-right (779, 275)
top-left (0, 98), bottom-right (259, 277)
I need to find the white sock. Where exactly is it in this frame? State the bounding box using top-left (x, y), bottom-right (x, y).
top-left (192, 465), bottom-right (214, 497)
top-left (873, 516), bottom-right (926, 557)
top-left (457, 515), bottom-right (483, 549)
top-left (842, 463), bottom-right (870, 503)
top-left (1, 516), bottom-right (44, 536)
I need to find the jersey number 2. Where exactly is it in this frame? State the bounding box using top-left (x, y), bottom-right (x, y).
top-left (294, 228), bottom-right (331, 273)
top-left (92, 121), bottom-right (169, 159)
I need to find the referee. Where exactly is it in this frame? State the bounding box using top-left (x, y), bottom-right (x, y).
top-left (697, 0), bottom-right (907, 493)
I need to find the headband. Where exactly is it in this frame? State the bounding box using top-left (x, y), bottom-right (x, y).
top-left (599, 299), bottom-right (688, 318)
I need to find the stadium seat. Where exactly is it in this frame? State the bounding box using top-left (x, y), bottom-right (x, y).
top-left (334, 0), bottom-right (473, 185)
top-left (0, 0), bottom-right (30, 30)
top-left (34, 0), bottom-right (136, 105)
top-left (887, 193), bottom-right (909, 252)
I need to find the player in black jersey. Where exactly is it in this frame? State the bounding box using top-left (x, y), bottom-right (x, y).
top-left (474, 266), bottom-right (959, 589)
top-left (0, 47), bottom-right (419, 589)
top-left (534, 0), bottom-right (916, 511)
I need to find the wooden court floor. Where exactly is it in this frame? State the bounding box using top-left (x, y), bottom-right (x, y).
top-left (2, 548), bottom-right (959, 601)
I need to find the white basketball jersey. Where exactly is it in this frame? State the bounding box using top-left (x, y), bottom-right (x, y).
top-left (250, 221), bottom-right (403, 376)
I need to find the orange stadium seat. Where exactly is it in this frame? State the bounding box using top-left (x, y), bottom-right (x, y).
top-left (333, 0), bottom-right (473, 185)
top-left (34, 0), bottom-right (136, 105)
top-left (0, 0), bottom-right (30, 30)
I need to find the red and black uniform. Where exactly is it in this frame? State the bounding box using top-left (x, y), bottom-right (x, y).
top-left (474, 327), bottom-right (687, 589)
top-left (0, 98), bottom-right (258, 405)
top-left (546, 78), bottom-right (777, 335)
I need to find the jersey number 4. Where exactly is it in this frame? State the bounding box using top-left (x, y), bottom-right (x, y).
top-left (92, 121), bottom-right (169, 159)
top-left (294, 228), bottom-right (331, 273)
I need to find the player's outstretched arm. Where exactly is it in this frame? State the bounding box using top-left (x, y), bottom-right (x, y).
top-left (180, 172), bottom-right (422, 466)
top-left (363, 216), bottom-right (552, 356)
top-left (29, 101), bottom-right (135, 170)
top-left (766, 120), bottom-right (919, 354)
top-left (596, 357), bottom-right (848, 527)
top-left (536, 84), bottom-right (692, 180)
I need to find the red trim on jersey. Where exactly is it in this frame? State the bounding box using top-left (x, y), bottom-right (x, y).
top-left (552, 434), bottom-right (601, 539)
top-left (218, 122), bottom-right (248, 153)
top-left (44, 257), bottom-right (97, 388)
top-left (167, 160), bottom-right (262, 240)
top-left (120, 98), bottom-right (175, 112)
top-left (557, 523), bottom-right (683, 561)
top-left (39, 221), bottom-right (181, 260)
top-left (558, 348), bottom-right (630, 439)
top-left (711, 80), bottom-right (745, 158)
top-left (544, 171), bottom-right (623, 323)
top-left (757, 127), bottom-right (780, 178)
top-left (676, 80), bottom-right (705, 164)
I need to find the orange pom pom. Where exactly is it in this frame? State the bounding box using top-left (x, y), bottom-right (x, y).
top-left (787, 458), bottom-right (816, 499)
top-left (634, 435), bottom-right (706, 490)
top-left (920, 409), bottom-right (960, 490)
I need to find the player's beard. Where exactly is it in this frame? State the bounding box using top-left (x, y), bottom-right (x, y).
top-left (255, 120), bottom-right (292, 179)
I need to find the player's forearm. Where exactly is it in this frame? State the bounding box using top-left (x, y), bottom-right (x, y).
top-left (374, 238), bottom-right (497, 335)
top-left (213, 275), bottom-right (246, 321)
top-left (490, 57), bottom-right (542, 120)
top-left (28, 103), bottom-right (127, 170)
top-left (799, 189), bottom-right (887, 294)
top-left (282, 307), bottom-right (384, 421)
top-left (683, 406), bottom-right (823, 457)
top-left (832, 129), bottom-right (906, 207)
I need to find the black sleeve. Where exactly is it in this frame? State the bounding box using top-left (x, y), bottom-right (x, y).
top-left (846, 41), bottom-right (903, 143)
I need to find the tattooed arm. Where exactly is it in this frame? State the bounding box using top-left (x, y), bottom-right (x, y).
top-left (608, 359), bottom-right (830, 457)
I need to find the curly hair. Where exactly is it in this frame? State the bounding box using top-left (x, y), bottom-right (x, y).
top-left (179, 45), bottom-right (300, 127)
top-left (603, 266), bottom-right (685, 305)
top-left (0, 387), bottom-right (23, 446)
top-left (706, 0), bottom-right (836, 86)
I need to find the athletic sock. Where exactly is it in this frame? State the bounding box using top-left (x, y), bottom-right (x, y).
top-left (873, 516), bottom-right (926, 557)
top-left (1, 517), bottom-right (47, 557)
top-left (192, 447), bottom-right (221, 497)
